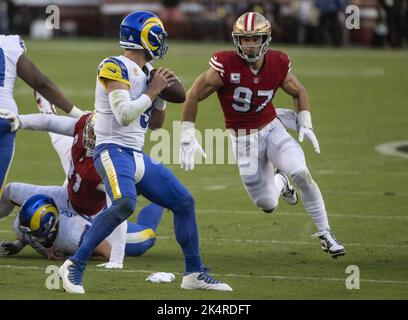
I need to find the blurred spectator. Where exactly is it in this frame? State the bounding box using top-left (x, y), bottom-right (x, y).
top-left (0, 0), bottom-right (10, 34)
top-left (315, 0), bottom-right (347, 46)
top-left (380, 0), bottom-right (404, 47)
top-left (291, 0), bottom-right (319, 44)
top-left (158, 0), bottom-right (186, 39)
top-left (405, 0), bottom-right (408, 45)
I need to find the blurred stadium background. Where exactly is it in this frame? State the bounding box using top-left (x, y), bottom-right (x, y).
top-left (1, 0), bottom-right (408, 48)
top-left (0, 0), bottom-right (407, 300)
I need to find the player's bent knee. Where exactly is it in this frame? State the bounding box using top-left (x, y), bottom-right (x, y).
top-left (112, 197), bottom-right (136, 222)
top-left (256, 197), bottom-right (278, 214)
top-left (172, 192), bottom-right (195, 214)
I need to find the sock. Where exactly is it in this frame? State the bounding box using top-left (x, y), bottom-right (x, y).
top-left (172, 195), bottom-right (203, 273)
top-left (293, 170), bottom-right (330, 231)
top-left (106, 221), bottom-right (127, 264)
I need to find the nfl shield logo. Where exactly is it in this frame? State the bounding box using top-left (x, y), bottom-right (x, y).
top-left (230, 73), bottom-right (240, 84)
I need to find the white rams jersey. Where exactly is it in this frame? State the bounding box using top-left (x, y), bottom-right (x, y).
top-left (0, 35), bottom-right (26, 114)
top-left (52, 210), bottom-right (92, 256)
top-left (12, 210), bottom-right (92, 256)
top-left (94, 55), bottom-right (153, 151)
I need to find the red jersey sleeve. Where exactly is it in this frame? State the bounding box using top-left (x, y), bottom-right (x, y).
top-left (209, 51), bottom-right (228, 82)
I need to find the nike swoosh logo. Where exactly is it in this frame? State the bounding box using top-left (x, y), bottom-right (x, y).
top-left (107, 67), bottom-right (117, 73)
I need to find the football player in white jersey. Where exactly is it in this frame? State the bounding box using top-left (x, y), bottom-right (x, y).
top-left (0, 35), bottom-right (83, 199)
top-left (0, 193), bottom-right (164, 262)
top-left (58, 11), bottom-right (232, 294)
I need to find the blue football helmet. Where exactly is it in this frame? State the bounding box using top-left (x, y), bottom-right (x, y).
top-left (119, 11), bottom-right (168, 60)
top-left (19, 194), bottom-right (59, 248)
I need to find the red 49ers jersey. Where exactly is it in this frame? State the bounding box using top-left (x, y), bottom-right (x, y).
top-left (67, 114), bottom-right (105, 216)
top-left (209, 50), bottom-right (291, 130)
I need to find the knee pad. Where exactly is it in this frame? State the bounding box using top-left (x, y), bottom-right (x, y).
top-left (256, 197), bottom-right (278, 214)
top-left (292, 169), bottom-right (313, 189)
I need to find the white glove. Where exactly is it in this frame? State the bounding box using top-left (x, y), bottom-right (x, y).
top-left (297, 110), bottom-right (320, 154)
top-left (0, 108), bottom-right (20, 132)
top-left (180, 121), bottom-right (206, 171)
top-left (96, 262), bottom-right (123, 269)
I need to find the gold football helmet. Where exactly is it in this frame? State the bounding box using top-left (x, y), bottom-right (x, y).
top-left (232, 12), bottom-right (272, 63)
top-left (83, 112), bottom-right (96, 155)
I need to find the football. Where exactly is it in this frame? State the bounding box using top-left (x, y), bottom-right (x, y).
top-left (149, 69), bottom-right (186, 103)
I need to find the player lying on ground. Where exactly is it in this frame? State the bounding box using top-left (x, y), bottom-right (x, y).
top-left (180, 12), bottom-right (345, 258)
top-left (0, 108), bottom-right (164, 266)
top-left (0, 194), bottom-right (163, 263)
top-left (0, 34), bottom-right (83, 203)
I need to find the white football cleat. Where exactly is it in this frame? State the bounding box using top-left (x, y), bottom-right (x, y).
top-left (181, 272), bottom-right (233, 291)
top-left (276, 170), bottom-right (298, 205)
top-left (312, 229), bottom-right (346, 258)
top-left (96, 262), bottom-right (123, 269)
top-left (58, 259), bottom-right (85, 294)
top-left (35, 91), bottom-right (57, 114)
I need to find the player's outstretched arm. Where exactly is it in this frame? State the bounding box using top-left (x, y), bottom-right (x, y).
top-left (182, 67), bottom-right (223, 123)
top-left (281, 71), bottom-right (320, 153)
top-left (18, 114), bottom-right (77, 137)
top-left (16, 55), bottom-right (83, 117)
top-left (180, 67), bottom-right (223, 171)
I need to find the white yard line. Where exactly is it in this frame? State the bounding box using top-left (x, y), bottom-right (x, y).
top-left (0, 264), bottom-right (406, 286)
top-left (156, 236), bottom-right (408, 249)
top-left (196, 209), bottom-right (408, 220)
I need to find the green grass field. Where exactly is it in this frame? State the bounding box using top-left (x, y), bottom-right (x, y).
top-left (0, 39), bottom-right (407, 300)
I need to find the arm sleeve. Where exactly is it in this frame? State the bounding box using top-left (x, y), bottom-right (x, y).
top-left (108, 89), bottom-right (152, 126)
top-left (19, 114), bottom-right (77, 136)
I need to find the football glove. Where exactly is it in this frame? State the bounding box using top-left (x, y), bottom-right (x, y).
top-left (0, 240), bottom-right (24, 256)
top-left (297, 110), bottom-right (320, 154)
top-left (180, 121), bottom-right (206, 171)
top-left (0, 108), bottom-right (20, 132)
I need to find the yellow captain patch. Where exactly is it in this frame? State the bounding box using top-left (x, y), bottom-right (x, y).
top-left (98, 59), bottom-right (130, 88)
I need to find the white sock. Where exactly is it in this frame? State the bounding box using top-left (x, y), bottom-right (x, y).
top-left (293, 171), bottom-right (330, 231)
top-left (106, 221), bottom-right (127, 265)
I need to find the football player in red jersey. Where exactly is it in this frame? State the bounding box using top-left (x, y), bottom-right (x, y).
top-left (180, 12), bottom-right (345, 258)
